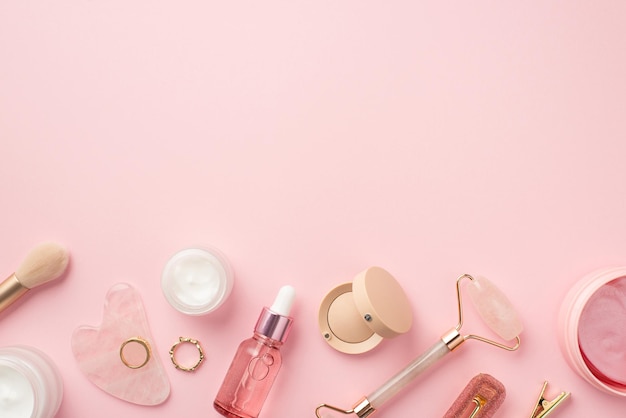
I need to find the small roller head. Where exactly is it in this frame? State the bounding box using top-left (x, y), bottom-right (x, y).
top-left (467, 276), bottom-right (523, 341)
top-left (15, 242), bottom-right (69, 289)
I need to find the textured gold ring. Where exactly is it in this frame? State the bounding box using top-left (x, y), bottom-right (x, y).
top-left (120, 337), bottom-right (151, 369)
top-left (169, 337), bottom-right (205, 372)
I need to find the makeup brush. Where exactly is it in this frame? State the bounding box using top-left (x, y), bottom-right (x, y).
top-left (0, 242), bottom-right (69, 315)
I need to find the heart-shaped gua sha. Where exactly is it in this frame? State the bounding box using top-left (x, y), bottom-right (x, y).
top-left (71, 283), bottom-right (170, 405)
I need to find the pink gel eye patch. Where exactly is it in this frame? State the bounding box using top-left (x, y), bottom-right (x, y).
top-left (578, 276), bottom-right (626, 387)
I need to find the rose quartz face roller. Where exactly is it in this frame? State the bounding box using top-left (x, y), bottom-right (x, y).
top-left (315, 274), bottom-right (523, 418)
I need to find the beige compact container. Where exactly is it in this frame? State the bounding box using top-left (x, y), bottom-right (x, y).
top-left (318, 266), bottom-right (413, 354)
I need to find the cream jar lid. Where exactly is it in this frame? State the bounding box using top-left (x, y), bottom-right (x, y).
top-left (318, 266), bottom-right (413, 354)
top-left (161, 247), bottom-right (234, 315)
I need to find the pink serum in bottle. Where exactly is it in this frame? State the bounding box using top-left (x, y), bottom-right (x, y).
top-left (214, 285), bottom-right (295, 418)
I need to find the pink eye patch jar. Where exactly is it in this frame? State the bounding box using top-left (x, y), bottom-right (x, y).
top-left (559, 267), bottom-right (626, 396)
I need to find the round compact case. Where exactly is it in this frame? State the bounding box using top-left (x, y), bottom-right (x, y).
top-left (559, 266), bottom-right (626, 396)
top-left (318, 266), bottom-right (413, 354)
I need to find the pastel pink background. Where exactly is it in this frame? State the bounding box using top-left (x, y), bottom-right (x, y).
top-left (1, 1), bottom-right (626, 417)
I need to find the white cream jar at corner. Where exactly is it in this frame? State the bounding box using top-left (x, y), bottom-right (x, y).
top-left (0, 346), bottom-right (63, 418)
top-left (161, 247), bottom-right (234, 315)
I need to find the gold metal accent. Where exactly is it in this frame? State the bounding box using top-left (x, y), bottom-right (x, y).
top-left (314, 397), bottom-right (376, 418)
top-left (0, 274), bottom-right (29, 314)
top-left (529, 381), bottom-right (570, 418)
top-left (441, 328), bottom-right (464, 351)
top-left (447, 274), bottom-right (521, 352)
top-left (468, 395), bottom-right (487, 418)
top-left (315, 403), bottom-right (354, 417)
top-left (353, 398), bottom-right (376, 417)
top-left (120, 337), bottom-right (151, 369)
top-left (169, 337), bottom-right (205, 372)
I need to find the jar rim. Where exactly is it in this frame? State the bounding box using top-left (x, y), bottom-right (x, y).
top-left (0, 345), bottom-right (64, 418)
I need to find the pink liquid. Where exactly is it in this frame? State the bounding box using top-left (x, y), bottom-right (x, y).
top-left (214, 335), bottom-right (283, 418)
top-left (578, 276), bottom-right (626, 387)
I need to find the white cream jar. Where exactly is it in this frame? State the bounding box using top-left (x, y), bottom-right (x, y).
top-left (161, 247), bottom-right (234, 315)
top-left (0, 346), bottom-right (63, 418)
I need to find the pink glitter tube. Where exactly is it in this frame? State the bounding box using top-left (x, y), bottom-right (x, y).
top-left (443, 374), bottom-right (505, 418)
top-left (559, 267), bottom-right (626, 396)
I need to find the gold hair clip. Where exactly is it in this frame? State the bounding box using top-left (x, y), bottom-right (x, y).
top-left (119, 337), bottom-right (151, 369)
top-left (169, 337), bottom-right (205, 372)
top-left (529, 381), bottom-right (570, 418)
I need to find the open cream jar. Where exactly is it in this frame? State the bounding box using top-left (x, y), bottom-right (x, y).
top-left (559, 267), bottom-right (626, 396)
top-left (0, 345), bottom-right (63, 418)
top-left (161, 247), bottom-right (234, 315)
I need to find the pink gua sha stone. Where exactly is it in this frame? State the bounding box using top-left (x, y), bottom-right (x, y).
top-left (71, 283), bottom-right (170, 405)
top-left (578, 276), bottom-right (626, 386)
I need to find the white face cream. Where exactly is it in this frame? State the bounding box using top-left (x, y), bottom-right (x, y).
top-left (161, 247), bottom-right (234, 315)
top-left (0, 365), bottom-right (35, 417)
top-left (0, 346), bottom-right (63, 418)
top-left (172, 255), bottom-right (222, 306)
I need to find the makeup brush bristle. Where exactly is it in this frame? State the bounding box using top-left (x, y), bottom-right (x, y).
top-left (15, 242), bottom-right (69, 289)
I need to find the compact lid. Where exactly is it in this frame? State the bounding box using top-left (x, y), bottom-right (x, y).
top-left (352, 266), bottom-right (413, 338)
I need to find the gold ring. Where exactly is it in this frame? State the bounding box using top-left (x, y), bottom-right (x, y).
top-left (169, 337), bottom-right (205, 372)
top-left (120, 337), bottom-right (151, 369)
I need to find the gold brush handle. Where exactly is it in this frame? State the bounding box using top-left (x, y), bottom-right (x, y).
top-left (0, 274), bottom-right (29, 314)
